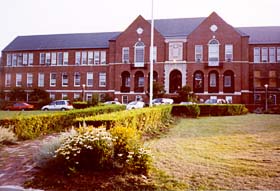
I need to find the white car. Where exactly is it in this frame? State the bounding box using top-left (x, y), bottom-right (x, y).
top-left (152, 98), bottom-right (174, 105)
top-left (126, 101), bottom-right (145, 110)
top-left (104, 101), bottom-right (121, 105)
top-left (41, 100), bottom-right (74, 111)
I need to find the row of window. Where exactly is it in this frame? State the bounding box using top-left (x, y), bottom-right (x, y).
top-left (254, 47), bottom-right (280, 63)
top-left (5, 72), bottom-right (107, 88)
top-left (254, 70), bottom-right (278, 88)
top-left (6, 51), bottom-right (107, 66)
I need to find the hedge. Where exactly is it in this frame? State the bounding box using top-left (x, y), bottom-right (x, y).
top-left (0, 104), bottom-right (126, 140)
top-left (75, 105), bottom-right (173, 134)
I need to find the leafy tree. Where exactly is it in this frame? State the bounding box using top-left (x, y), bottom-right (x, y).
top-left (177, 85), bottom-right (194, 102)
top-left (29, 88), bottom-right (49, 102)
top-left (8, 87), bottom-right (26, 101)
top-left (147, 81), bottom-right (166, 98)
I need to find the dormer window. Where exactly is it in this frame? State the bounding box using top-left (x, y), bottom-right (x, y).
top-left (134, 41), bottom-right (145, 67)
top-left (208, 39), bottom-right (219, 66)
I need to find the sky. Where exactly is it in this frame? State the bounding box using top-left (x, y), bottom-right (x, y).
top-left (0, 0), bottom-right (279, 55)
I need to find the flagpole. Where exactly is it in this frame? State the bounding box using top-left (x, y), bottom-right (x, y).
top-left (149, 0), bottom-right (154, 107)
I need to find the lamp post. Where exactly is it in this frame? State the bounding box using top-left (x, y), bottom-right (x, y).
top-left (264, 84), bottom-right (268, 112)
top-left (82, 84), bottom-right (86, 102)
top-left (149, 0), bottom-right (154, 107)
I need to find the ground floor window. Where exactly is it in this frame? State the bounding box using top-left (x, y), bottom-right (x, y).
top-left (122, 95), bottom-right (128, 104)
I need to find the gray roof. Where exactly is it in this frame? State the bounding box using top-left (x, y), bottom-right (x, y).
top-left (3, 18), bottom-right (280, 52)
top-left (3, 32), bottom-right (120, 51)
top-left (237, 26), bottom-right (280, 44)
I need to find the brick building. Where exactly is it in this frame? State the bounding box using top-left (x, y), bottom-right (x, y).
top-left (1, 12), bottom-right (280, 106)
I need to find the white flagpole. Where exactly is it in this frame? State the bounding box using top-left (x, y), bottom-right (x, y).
top-left (149, 0), bottom-right (154, 107)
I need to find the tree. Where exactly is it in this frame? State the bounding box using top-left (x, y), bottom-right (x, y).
top-left (29, 88), bottom-right (49, 102)
top-left (8, 87), bottom-right (26, 101)
top-left (177, 85), bottom-right (194, 102)
top-left (147, 81), bottom-right (166, 98)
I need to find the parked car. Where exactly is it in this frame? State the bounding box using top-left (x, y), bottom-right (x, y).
top-left (204, 99), bottom-right (227, 104)
top-left (104, 101), bottom-right (121, 105)
top-left (5, 102), bottom-right (34, 111)
top-left (126, 101), bottom-right (145, 110)
top-left (179, 101), bottom-right (196, 105)
top-left (152, 98), bottom-right (174, 105)
top-left (41, 100), bottom-right (73, 111)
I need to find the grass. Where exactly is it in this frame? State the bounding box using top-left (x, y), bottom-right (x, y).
top-left (0, 110), bottom-right (61, 119)
top-left (147, 114), bottom-right (280, 190)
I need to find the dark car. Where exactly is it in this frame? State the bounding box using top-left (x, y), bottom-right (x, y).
top-left (5, 102), bottom-right (34, 111)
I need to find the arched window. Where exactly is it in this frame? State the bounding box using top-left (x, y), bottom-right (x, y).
top-left (208, 70), bottom-right (219, 93)
top-left (223, 70), bottom-right (235, 93)
top-left (193, 71), bottom-right (204, 93)
top-left (134, 41), bottom-right (145, 67)
top-left (169, 70), bottom-right (182, 93)
top-left (121, 71), bottom-right (130, 92)
top-left (208, 39), bottom-right (220, 66)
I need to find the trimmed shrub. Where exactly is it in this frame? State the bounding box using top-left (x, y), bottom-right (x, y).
top-left (171, 104), bottom-right (200, 118)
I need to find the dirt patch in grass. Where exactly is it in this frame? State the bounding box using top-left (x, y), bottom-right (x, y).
top-left (147, 114), bottom-right (280, 190)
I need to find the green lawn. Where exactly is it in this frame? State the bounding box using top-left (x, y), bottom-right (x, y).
top-left (0, 110), bottom-right (60, 119)
top-left (148, 114), bottom-right (280, 190)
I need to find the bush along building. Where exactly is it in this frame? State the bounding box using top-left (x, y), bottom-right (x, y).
top-left (1, 12), bottom-right (280, 107)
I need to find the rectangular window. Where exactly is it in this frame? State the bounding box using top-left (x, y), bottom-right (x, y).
top-left (74, 72), bottom-right (81, 86)
top-left (94, 51), bottom-right (100, 65)
top-left (261, 47), bottom-right (268, 62)
top-left (138, 77), bottom-right (145, 87)
top-left (87, 72), bottom-right (93, 87)
top-left (277, 48), bottom-right (280, 63)
top-left (209, 73), bottom-right (217, 87)
top-left (269, 48), bottom-right (275, 63)
top-left (62, 93), bottom-right (68, 100)
top-left (169, 42), bottom-right (183, 61)
top-left (225, 96), bottom-right (232, 104)
top-left (100, 51), bottom-right (106, 65)
top-left (12, 54), bottom-right (17, 66)
top-left (224, 76), bottom-right (231, 87)
top-left (208, 44), bottom-right (219, 66)
top-left (269, 70), bottom-right (277, 87)
top-left (86, 93), bottom-right (92, 102)
top-left (23, 53), bottom-right (28, 65)
top-left (40, 53), bottom-right (45, 64)
top-left (225, 44), bottom-right (233, 62)
top-left (6, 54), bottom-right (12, 66)
top-left (82, 51), bottom-right (87, 65)
top-left (63, 52), bottom-right (68, 65)
top-left (58, 52), bottom-right (63, 65)
top-left (75, 52), bottom-right (81, 65)
top-left (122, 95), bottom-right (128, 104)
top-left (38, 73), bottom-right (44, 87)
top-left (254, 48), bottom-right (260, 63)
top-left (28, 53), bottom-right (33, 65)
top-left (46, 52), bottom-right (51, 65)
top-left (195, 45), bottom-right (203, 62)
top-left (74, 93), bottom-right (80, 100)
top-left (5, 73), bottom-right (11, 87)
top-left (27, 73), bottom-right (33, 87)
top-left (125, 76), bottom-right (130, 87)
top-left (153, 46), bottom-right (157, 63)
top-left (99, 72), bottom-right (106, 87)
top-left (62, 73), bottom-right (68, 87)
top-left (50, 93), bottom-right (55, 101)
top-left (50, 73), bottom-right (57, 87)
top-left (88, 51), bottom-right (94, 65)
top-left (122, 47), bottom-right (129, 63)
top-left (16, 73), bottom-right (22, 87)
top-left (51, 52), bottom-right (57, 65)
top-left (17, 53), bottom-right (23, 66)
top-left (254, 71), bottom-right (261, 87)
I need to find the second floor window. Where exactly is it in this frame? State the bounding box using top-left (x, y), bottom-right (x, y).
top-left (62, 73), bottom-right (68, 87)
top-left (5, 73), bottom-right (11, 87)
top-left (208, 39), bottom-right (219, 66)
top-left (169, 42), bottom-right (183, 61)
top-left (38, 73), bottom-right (44, 87)
top-left (16, 73), bottom-right (22, 87)
top-left (134, 41), bottom-right (145, 66)
top-left (254, 48), bottom-right (260, 63)
top-left (195, 45), bottom-right (203, 62)
top-left (122, 47), bottom-right (129, 63)
top-left (87, 72), bottom-right (93, 87)
top-left (261, 48), bottom-right (268, 62)
top-left (277, 48), bottom-right (280, 62)
top-left (225, 44), bottom-right (233, 62)
top-left (74, 72), bottom-right (81, 86)
top-left (27, 73), bottom-right (33, 87)
top-left (50, 73), bottom-right (56, 87)
top-left (269, 47), bottom-right (275, 63)
top-left (75, 52), bottom-right (81, 65)
top-left (99, 72), bottom-right (106, 87)
top-left (40, 53), bottom-right (45, 64)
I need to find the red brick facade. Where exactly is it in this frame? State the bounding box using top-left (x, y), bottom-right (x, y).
top-left (1, 12), bottom-right (280, 106)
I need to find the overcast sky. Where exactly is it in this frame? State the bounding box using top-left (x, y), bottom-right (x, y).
top-left (1, 0), bottom-right (279, 55)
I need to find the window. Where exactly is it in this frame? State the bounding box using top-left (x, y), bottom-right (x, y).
top-left (16, 73), bottom-right (22, 87)
top-left (75, 52), bottom-right (81, 65)
top-left (209, 73), bottom-right (217, 87)
top-left (99, 72), bottom-right (106, 87)
top-left (138, 77), bottom-right (145, 87)
top-left (225, 44), bottom-right (233, 62)
top-left (23, 53), bottom-right (28, 65)
top-left (50, 73), bottom-right (56, 87)
top-left (94, 51), bottom-right (100, 65)
top-left (169, 42), bottom-right (183, 61)
top-left (40, 53), bottom-right (45, 64)
top-left (62, 93), bottom-right (68, 100)
top-left (88, 51), bottom-right (94, 65)
top-left (62, 73), bottom-right (68, 87)
top-left (12, 54), bottom-right (17, 66)
top-left (82, 51), bottom-right (87, 65)
top-left (254, 48), bottom-right (260, 63)
top-left (86, 93), bottom-right (92, 102)
top-left (100, 51), bottom-right (106, 65)
top-left (223, 70), bottom-right (235, 93)
top-left (51, 52), bottom-right (57, 65)
top-left (269, 70), bottom-right (277, 87)
top-left (74, 93), bottom-right (80, 100)
top-left (195, 45), bottom-right (203, 62)
top-left (6, 54), bottom-right (12, 66)
top-left (224, 76), bottom-right (231, 87)
top-left (74, 72), bottom-right (81, 86)
top-left (277, 48), bottom-right (280, 62)
top-left (28, 53), bottom-right (33, 65)
top-left (134, 41), bottom-right (145, 67)
top-left (17, 54), bottom-right (23, 66)
top-left (46, 52), bottom-right (51, 65)
top-left (57, 52), bottom-right (63, 65)
top-left (87, 72), bottom-right (93, 87)
top-left (122, 95), bottom-right (128, 104)
top-left (208, 39), bottom-right (219, 66)
top-left (5, 73), bottom-right (11, 87)
top-left (50, 93), bottom-right (55, 101)
top-left (269, 48), bottom-right (275, 63)
top-left (38, 73), bottom-right (44, 87)
top-left (153, 46), bottom-right (157, 63)
top-left (261, 47), bottom-right (268, 62)
top-left (225, 96), bottom-right (232, 104)
top-left (63, 52), bottom-right (68, 65)
top-left (254, 71), bottom-right (261, 87)
top-left (122, 47), bottom-right (129, 63)
top-left (194, 73), bottom-right (203, 88)
top-left (27, 73), bottom-right (33, 87)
